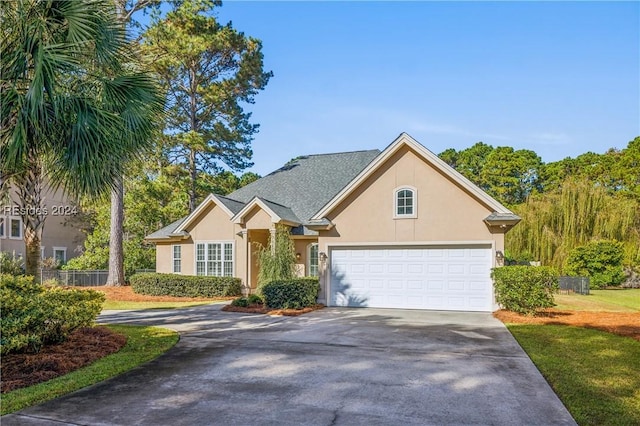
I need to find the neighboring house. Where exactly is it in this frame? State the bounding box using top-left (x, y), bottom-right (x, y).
top-left (146, 133), bottom-right (520, 312)
top-left (0, 184), bottom-right (85, 265)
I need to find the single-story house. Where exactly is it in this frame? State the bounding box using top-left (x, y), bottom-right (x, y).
top-left (146, 133), bottom-right (520, 312)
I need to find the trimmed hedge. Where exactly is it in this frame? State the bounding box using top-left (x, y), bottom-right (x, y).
top-left (492, 266), bottom-right (558, 315)
top-left (261, 278), bottom-right (320, 309)
top-left (130, 273), bottom-right (242, 297)
top-left (0, 274), bottom-right (105, 354)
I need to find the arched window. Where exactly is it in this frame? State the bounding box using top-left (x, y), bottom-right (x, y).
top-left (395, 187), bottom-right (416, 218)
top-left (307, 243), bottom-right (319, 277)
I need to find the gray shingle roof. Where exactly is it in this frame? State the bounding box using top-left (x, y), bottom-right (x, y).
top-left (256, 197), bottom-right (301, 224)
top-left (146, 149), bottom-right (380, 239)
top-left (215, 195), bottom-right (246, 215)
top-left (227, 149), bottom-right (380, 224)
top-left (145, 217), bottom-right (187, 240)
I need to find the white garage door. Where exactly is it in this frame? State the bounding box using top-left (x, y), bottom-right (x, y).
top-left (329, 246), bottom-right (493, 311)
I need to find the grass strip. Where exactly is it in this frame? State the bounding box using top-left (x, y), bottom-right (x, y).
top-left (1, 325), bottom-right (178, 415)
top-left (507, 324), bottom-right (640, 426)
top-left (554, 289), bottom-right (640, 312)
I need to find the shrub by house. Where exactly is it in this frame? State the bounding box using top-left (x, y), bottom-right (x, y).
top-left (492, 266), bottom-right (558, 315)
top-left (261, 278), bottom-right (320, 309)
top-left (130, 273), bottom-right (242, 297)
top-left (0, 274), bottom-right (105, 354)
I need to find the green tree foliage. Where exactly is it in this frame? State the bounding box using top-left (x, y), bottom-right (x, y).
top-left (1, 0), bottom-right (163, 277)
top-left (256, 225), bottom-right (297, 288)
top-left (492, 266), bottom-right (558, 315)
top-left (65, 166), bottom-right (256, 275)
top-left (438, 143), bottom-right (542, 205)
top-left (143, 0), bottom-right (272, 211)
top-left (540, 137), bottom-right (640, 196)
top-left (480, 147), bottom-right (543, 205)
top-left (506, 178), bottom-right (640, 272)
top-left (565, 240), bottom-right (626, 288)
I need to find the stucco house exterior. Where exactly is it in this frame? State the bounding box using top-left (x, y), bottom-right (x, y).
top-left (1, 184), bottom-right (85, 265)
top-left (147, 133), bottom-right (520, 312)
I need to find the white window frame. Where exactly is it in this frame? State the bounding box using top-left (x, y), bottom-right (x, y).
top-left (0, 216), bottom-right (5, 238)
top-left (9, 216), bottom-right (22, 239)
top-left (41, 246), bottom-right (45, 259)
top-left (53, 247), bottom-right (67, 263)
top-left (393, 186), bottom-right (417, 219)
top-left (194, 241), bottom-right (234, 277)
top-left (307, 243), bottom-right (319, 277)
top-left (172, 245), bottom-right (182, 273)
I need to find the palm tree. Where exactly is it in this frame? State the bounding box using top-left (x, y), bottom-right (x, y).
top-left (1, 0), bottom-right (163, 278)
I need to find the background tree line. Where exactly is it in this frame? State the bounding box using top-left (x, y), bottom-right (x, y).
top-left (439, 137), bottom-right (640, 281)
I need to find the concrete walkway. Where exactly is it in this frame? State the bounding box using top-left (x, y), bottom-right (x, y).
top-left (3, 305), bottom-right (577, 425)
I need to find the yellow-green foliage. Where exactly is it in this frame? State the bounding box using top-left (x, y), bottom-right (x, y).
top-left (0, 274), bottom-right (105, 354)
top-left (255, 224), bottom-right (297, 287)
top-left (506, 178), bottom-right (640, 272)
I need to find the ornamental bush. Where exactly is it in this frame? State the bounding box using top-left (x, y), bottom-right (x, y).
top-left (130, 273), bottom-right (242, 297)
top-left (261, 278), bottom-right (320, 309)
top-left (565, 240), bottom-right (625, 289)
top-left (491, 266), bottom-right (558, 315)
top-left (0, 274), bottom-right (104, 354)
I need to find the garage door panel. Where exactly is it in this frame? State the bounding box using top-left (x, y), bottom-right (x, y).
top-left (330, 246), bottom-right (492, 311)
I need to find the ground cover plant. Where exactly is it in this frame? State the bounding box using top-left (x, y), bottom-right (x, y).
top-left (1, 325), bottom-right (177, 415)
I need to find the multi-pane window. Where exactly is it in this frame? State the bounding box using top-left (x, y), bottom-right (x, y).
top-left (53, 247), bottom-right (66, 263)
top-left (395, 188), bottom-right (415, 217)
top-left (0, 217), bottom-right (4, 238)
top-left (307, 243), bottom-right (319, 277)
top-left (10, 217), bottom-right (22, 238)
top-left (195, 242), bottom-right (233, 277)
top-left (172, 245), bottom-right (182, 273)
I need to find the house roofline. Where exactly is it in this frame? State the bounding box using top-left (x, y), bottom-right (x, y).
top-left (231, 196), bottom-right (301, 227)
top-left (174, 194), bottom-right (235, 233)
top-left (311, 132), bottom-right (514, 220)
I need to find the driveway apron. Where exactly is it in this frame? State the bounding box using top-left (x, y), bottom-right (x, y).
top-left (2, 305), bottom-right (577, 425)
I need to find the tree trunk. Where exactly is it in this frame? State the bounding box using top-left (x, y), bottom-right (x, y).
top-left (189, 148), bottom-right (197, 212)
top-left (106, 177), bottom-right (125, 285)
top-left (15, 158), bottom-right (46, 279)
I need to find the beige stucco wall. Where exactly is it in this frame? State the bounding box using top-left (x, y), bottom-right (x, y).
top-left (1, 185), bottom-right (85, 262)
top-left (315, 145), bottom-right (508, 301)
top-left (323, 146), bottom-right (500, 244)
top-left (243, 206), bottom-right (273, 230)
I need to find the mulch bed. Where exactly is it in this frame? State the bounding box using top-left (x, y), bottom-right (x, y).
top-left (493, 309), bottom-right (640, 341)
top-left (221, 303), bottom-right (325, 316)
top-left (1, 326), bottom-right (127, 393)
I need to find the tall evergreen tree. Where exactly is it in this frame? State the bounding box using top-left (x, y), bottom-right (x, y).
top-left (143, 0), bottom-right (272, 212)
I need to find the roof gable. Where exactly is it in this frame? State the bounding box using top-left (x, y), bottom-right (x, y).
top-left (231, 197), bottom-right (301, 226)
top-left (174, 194), bottom-right (237, 234)
top-left (312, 133), bottom-right (515, 220)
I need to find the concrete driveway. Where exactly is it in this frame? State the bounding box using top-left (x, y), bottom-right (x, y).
top-left (3, 304), bottom-right (576, 425)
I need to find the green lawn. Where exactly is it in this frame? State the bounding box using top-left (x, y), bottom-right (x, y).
top-left (1, 325), bottom-right (178, 415)
top-left (102, 300), bottom-right (219, 310)
top-left (554, 289), bottom-right (640, 312)
top-left (507, 324), bottom-right (640, 426)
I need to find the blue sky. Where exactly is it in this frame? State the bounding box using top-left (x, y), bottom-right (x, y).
top-left (195, 1), bottom-right (637, 175)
